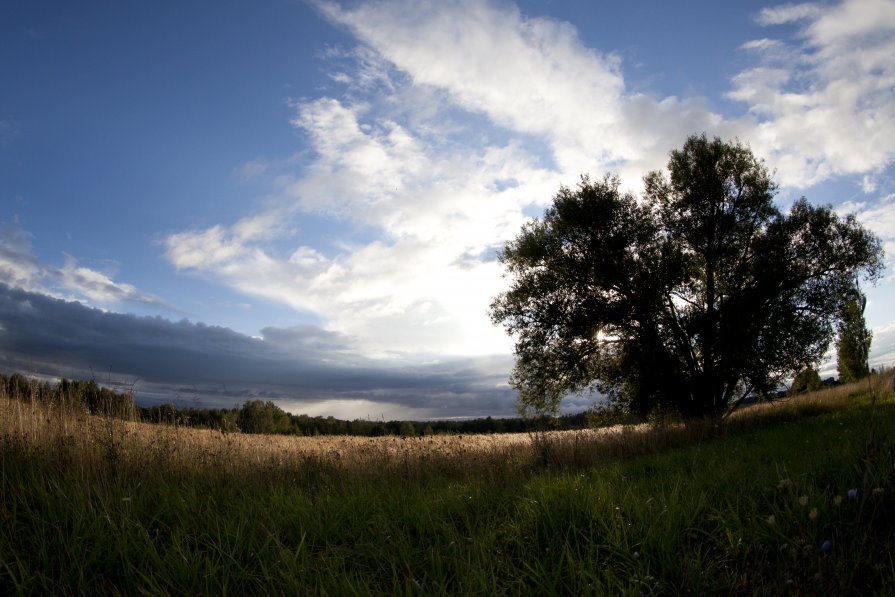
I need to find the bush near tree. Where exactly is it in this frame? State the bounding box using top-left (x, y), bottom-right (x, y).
top-left (789, 368), bottom-right (822, 396)
top-left (491, 134), bottom-right (884, 420)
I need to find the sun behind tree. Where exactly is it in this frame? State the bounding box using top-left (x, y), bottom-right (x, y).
top-left (491, 134), bottom-right (885, 420)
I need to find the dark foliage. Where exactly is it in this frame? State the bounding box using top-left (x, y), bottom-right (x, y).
top-left (491, 134), bottom-right (884, 419)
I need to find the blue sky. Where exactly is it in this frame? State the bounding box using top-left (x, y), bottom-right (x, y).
top-left (2, 0), bottom-right (894, 419)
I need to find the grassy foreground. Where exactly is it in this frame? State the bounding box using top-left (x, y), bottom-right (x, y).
top-left (2, 373), bottom-right (894, 595)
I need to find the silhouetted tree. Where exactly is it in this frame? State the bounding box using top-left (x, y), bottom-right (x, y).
top-left (491, 134), bottom-right (884, 420)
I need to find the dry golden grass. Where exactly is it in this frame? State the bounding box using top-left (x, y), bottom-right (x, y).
top-left (2, 368), bottom-right (892, 483)
top-left (0, 390), bottom-right (641, 484)
top-left (0, 392), bottom-right (536, 482)
top-left (726, 367), bottom-right (894, 423)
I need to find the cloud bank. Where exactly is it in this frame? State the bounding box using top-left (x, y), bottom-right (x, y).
top-left (0, 283), bottom-right (516, 418)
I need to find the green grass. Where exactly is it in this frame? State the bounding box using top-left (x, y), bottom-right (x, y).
top-left (2, 374), bottom-right (895, 594)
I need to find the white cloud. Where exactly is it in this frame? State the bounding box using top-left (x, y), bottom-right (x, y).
top-left (756, 2), bottom-right (822, 25)
top-left (808, 0), bottom-right (895, 44)
top-left (870, 322), bottom-right (895, 368)
top-left (320, 45), bottom-right (400, 94)
top-left (165, 225), bottom-right (252, 270)
top-left (315, 0), bottom-right (730, 182)
top-left (740, 38), bottom-right (783, 53)
top-left (165, 0), bottom-right (895, 367)
top-left (0, 225), bottom-right (170, 310)
top-left (861, 174), bottom-right (878, 193)
top-left (289, 96), bottom-right (557, 238)
top-left (733, 0), bottom-right (895, 187)
top-left (838, 192), bottom-right (895, 272)
top-left (167, 89), bottom-right (559, 358)
top-left (0, 226), bottom-right (44, 293)
top-left (56, 255), bottom-right (168, 307)
top-left (835, 191), bottom-right (895, 356)
top-left (233, 159), bottom-right (268, 180)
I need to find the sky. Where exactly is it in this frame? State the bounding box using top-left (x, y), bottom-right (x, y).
top-left (2, 0), bottom-right (894, 419)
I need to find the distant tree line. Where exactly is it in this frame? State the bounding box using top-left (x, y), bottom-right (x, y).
top-left (138, 400), bottom-right (596, 436)
top-left (2, 350), bottom-right (878, 435)
top-left (0, 372), bottom-right (136, 419)
top-left (0, 372), bottom-right (592, 436)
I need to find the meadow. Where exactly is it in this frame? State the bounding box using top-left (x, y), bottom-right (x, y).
top-left (2, 372), bottom-right (894, 594)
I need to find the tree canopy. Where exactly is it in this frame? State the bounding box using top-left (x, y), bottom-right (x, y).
top-left (491, 134), bottom-right (884, 419)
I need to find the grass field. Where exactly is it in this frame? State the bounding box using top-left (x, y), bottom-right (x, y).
top-left (2, 371), bottom-right (894, 594)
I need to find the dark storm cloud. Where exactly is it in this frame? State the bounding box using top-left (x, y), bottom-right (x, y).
top-left (0, 284), bottom-right (517, 418)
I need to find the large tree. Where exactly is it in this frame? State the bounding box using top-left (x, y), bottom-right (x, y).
top-left (490, 135), bottom-right (884, 419)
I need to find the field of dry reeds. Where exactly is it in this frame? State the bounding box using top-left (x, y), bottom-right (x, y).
top-left (3, 368), bottom-right (892, 482)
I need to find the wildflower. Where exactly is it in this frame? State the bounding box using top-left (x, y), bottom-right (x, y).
top-left (766, 515), bottom-right (776, 525)
top-left (848, 488), bottom-right (858, 500)
top-left (799, 495), bottom-right (809, 506)
top-left (833, 495), bottom-right (843, 506)
top-left (809, 508), bottom-right (819, 521)
top-left (777, 479), bottom-right (793, 491)
top-left (820, 540), bottom-right (832, 553)
top-left (873, 487), bottom-right (884, 497)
